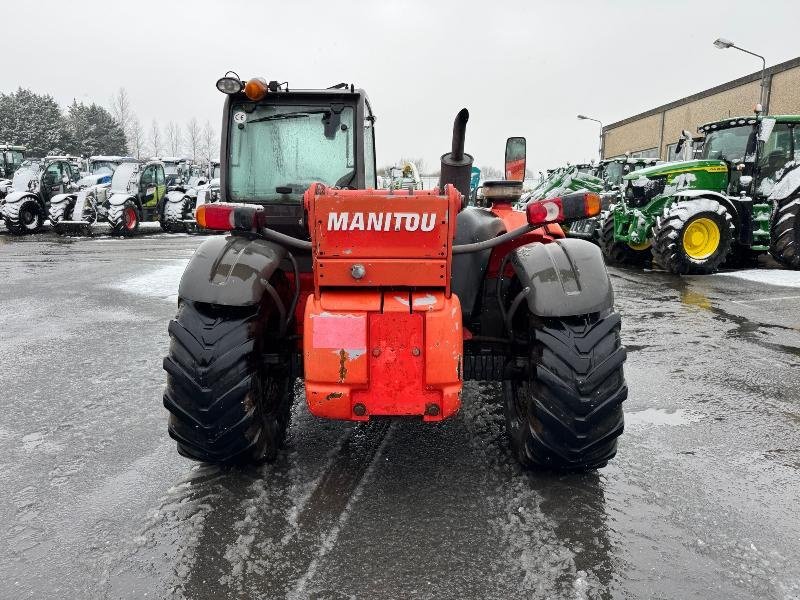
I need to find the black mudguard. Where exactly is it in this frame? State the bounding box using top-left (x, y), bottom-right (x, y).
top-left (452, 207), bottom-right (507, 319)
top-left (178, 234), bottom-right (287, 306)
top-left (511, 238), bottom-right (613, 317)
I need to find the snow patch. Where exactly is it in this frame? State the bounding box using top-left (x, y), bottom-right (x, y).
top-left (625, 408), bottom-right (703, 428)
top-left (111, 259), bottom-right (189, 303)
top-left (714, 269), bottom-right (800, 289)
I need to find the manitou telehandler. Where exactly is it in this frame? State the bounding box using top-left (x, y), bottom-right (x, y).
top-left (163, 75), bottom-right (627, 471)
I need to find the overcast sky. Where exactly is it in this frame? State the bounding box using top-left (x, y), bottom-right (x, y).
top-left (3, 0), bottom-right (798, 174)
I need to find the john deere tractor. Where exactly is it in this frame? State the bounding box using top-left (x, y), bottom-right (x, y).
top-left (602, 113), bottom-right (800, 273)
top-left (567, 157), bottom-right (661, 243)
top-left (161, 74), bottom-right (627, 472)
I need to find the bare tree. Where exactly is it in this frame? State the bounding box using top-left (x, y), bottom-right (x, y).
top-left (200, 120), bottom-right (217, 164)
top-left (184, 117), bottom-right (201, 160)
top-left (129, 116), bottom-right (145, 159)
top-left (149, 119), bottom-right (162, 156)
top-left (110, 88), bottom-right (133, 152)
top-left (164, 121), bottom-right (181, 156)
top-left (479, 165), bottom-right (502, 179)
top-left (399, 156), bottom-right (427, 175)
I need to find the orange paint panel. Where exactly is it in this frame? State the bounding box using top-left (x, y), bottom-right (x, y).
top-left (314, 195), bottom-right (450, 259)
top-left (303, 290), bottom-right (463, 421)
top-left (317, 259), bottom-right (447, 288)
top-left (320, 289), bottom-right (382, 311)
top-left (424, 294), bottom-right (463, 386)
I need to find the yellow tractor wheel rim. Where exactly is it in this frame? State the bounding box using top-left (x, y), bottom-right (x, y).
top-left (683, 217), bottom-right (720, 259)
top-left (628, 240), bottom-right (652, 251)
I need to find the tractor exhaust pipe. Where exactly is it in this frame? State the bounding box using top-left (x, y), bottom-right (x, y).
top-left (439, 108), bottom-right (474, 198)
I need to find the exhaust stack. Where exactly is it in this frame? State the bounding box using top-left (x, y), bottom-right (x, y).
top-left (439, 108), bottom-right (474, 198)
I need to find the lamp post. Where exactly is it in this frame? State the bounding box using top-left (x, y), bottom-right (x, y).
top-left (577, 114), bottom-right (603, 161)
top-left (713, 37), bottom-right (767, 109)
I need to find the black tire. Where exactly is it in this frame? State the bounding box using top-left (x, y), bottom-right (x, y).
top-left (653, 198), bottom-right (734, 275)
top-left (109, 199), bottom-right (140, 236)
top-left (599, 214), bottom-right (651, 266)
top-left (163, 298), bottom-right (292, 464)
top-left (5, 199), bottom-right (44, 235)
top-left (503, 310), bottom-right (627, 471)
top-left (161, 197), bottom-right (190, 233)
top-left (770, 192), bottom-right (800, 269)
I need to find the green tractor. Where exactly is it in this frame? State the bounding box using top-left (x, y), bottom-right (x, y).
top-left (602, 113), bottom-right (800, 273)
top-left (568, 157), bottom-right (661, 243)
top-left (526, 163), bottom-right (604, 201)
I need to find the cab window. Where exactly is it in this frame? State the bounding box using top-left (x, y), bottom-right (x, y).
top-left (140, 166), bottom-right (156, 188)
top-left (43, 162), bottom-right (61, 185)
top-left (156, 166), bottom-right (165, 186)
top-left (758, 123), bottom-right (792, 181)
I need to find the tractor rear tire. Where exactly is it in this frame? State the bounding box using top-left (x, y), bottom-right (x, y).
top-left (5, 199), bottom-right (44, 235)
top-left (653, 198), bottom-right (733, 275)
top-left (599, 214), bottom-right (651, 266)
top-left (503, 310), bottom-right (627, 471)
top-left (109, 200), bottom-right (140, 236)
top-left (161, 198), bottom-right (189, 233)
top-left (163, 299), bottom-right (292, 464)
top-left (770, 193), bottom-right (800, 269)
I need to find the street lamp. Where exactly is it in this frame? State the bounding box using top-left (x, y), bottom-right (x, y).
top-left (713, 37), bottom-right (767, 109)
top-left (577, 114), bottom-right (603, 160)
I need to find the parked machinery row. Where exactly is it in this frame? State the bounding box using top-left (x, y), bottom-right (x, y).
top-left (0, 153), bottom-right (220, 235)
top-left (528, 110), bottom-right (800, 275)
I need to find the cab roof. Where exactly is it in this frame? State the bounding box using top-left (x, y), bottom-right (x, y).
top-left (699, 114), bottom-right (800, 133)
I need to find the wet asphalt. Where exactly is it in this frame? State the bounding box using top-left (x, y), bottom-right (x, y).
top-left (0, 224), bottom-right (798, 600)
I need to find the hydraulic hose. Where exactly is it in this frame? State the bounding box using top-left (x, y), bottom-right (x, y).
top-left (260, 227), bottom-right (313, 250)
top-left (452, 223), bottom-right (534, 254)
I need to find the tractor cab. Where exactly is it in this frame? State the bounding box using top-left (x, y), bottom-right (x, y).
top-left (0, 144), bottom-right (26, 179)
top-left (215, 75), bottom-right (376, 236)
top-left (598, 157), bottom-right (661, 190)
top-left (157, 157), bottom-right (190, 187)
top-left (82, 155), bottom-right (137, 187)
top-left (697, 114), bottom-right (800, 199)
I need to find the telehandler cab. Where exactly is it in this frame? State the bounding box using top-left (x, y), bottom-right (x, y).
top-left (163, 74), bottom-right (627, 471)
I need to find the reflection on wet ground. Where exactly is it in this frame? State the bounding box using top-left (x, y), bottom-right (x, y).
top-left (0, 235), bottom-right (799, 599)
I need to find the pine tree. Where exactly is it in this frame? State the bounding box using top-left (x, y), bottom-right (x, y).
top-left (0, 88), bottom-right (67, 156)
top-left (64, 101), bottom-right (127, 156)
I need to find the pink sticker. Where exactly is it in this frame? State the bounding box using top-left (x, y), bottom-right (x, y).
top-left (312, 313), bottom-right (367, 349)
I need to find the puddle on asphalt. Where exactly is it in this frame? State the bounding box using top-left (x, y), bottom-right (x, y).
top-left (625, 408), bottom-right (703, 428)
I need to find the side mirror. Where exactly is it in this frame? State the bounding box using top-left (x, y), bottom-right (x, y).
top-left (504, 136), bottom-right (526, 181)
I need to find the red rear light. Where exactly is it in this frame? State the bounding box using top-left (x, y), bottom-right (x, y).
top-left (196, 203), bottom-right (265, 231)
top-left (526, 192), bottom-right (602, 226)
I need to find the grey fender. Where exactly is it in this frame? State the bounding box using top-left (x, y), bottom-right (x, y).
top-left (451, 207), bottom-right (507, 319)
top-left (108, 192), bottom-right (135, 206)
top-left (178, 234), bottom-right (287, 306)
top-left (511, 238), bottom-right (613, 317)
top-left (3, 191), bottom-right (38, 206)
top-left (165, 190), bottom-right (187, 204)
top-left (50, 192), bottom-right (74, 206)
